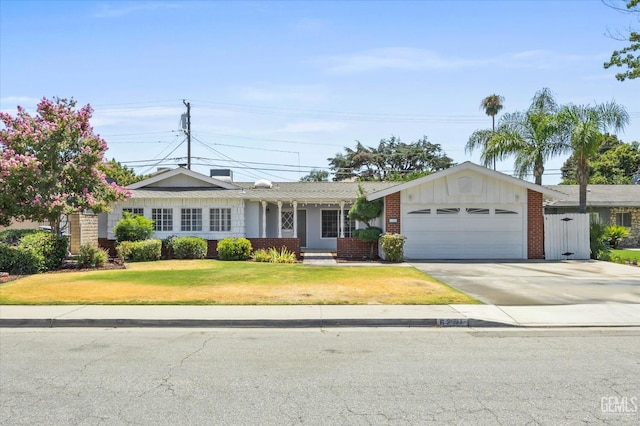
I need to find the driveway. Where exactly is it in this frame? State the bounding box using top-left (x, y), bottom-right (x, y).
top-left (410, 260), bottom-right (640, 305)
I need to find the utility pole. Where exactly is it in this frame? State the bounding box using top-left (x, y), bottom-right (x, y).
top-left (182, 99), bottom-right (191, 170)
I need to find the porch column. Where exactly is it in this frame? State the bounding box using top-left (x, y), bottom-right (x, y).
top-left (277, 201), bottom-right (283, 238)
top-left (261, 201), bottom-right (267, 238)
top-left (293, 201), bottom-right (298, 238)
top-left (339, 201), bottom-right (345, 238)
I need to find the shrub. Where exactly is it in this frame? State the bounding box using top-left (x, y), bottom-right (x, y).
top-left (162, 235), bottom-right (178, 259)
top-left (77, 244), bottom-right (109, 268)
top-left (604, 225), bottom-right (630, 249)
top-left (379, 233), bottom-right (406, 263)
top-left (0, 243), bottom-right (44, 274)
top-left (589, 222), bottom-right (610, 260)
top-left (251, 248), bottom-right (271, 262)
top-left (18, 231), bottom-right (68, 271)
top-left (117, 239), bottom-right (162, 262)
top-left (113, 212), bottom-right (154, 242)
top-left (268, 247), bottom-right (297, 263)
top-left (352, 227), bottom-right (383, 243)
top-left (217, 237), bottom-right (252, 261)
top-left (0, 229), bottom-right (40, 245)
top-left (172, 237), bottom-right (208, 259)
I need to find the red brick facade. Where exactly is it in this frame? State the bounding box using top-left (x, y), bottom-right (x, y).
top-left (384, 192), bottom-right (401, 234)
top-left (527, 189), bottom-right (545, 259)
top-left (337, 237), bottom-right (378, 259)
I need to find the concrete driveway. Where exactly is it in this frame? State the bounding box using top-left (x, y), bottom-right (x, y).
top-left (410, 260), bottom-right (640, 305)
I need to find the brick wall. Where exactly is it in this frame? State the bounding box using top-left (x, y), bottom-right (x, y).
top-left (384, 192), bottom-right (401, 234)
top-left (337, 237), bottom-right (378, 259)
top-left (527, 189), bottom-right (545, 259)
top-left (70, 212), bottom-right (99, 254)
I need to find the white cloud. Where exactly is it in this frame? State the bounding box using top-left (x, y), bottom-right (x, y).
top-left (320, 47), bottom-right (489, 74)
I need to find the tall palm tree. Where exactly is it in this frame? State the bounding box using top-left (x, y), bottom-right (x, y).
top-left (559, 101), bottom-right (629, 213)
top-left (480, 94), bottom-right (505, 170)
top-left (483, 88), bottom-right (568, 185)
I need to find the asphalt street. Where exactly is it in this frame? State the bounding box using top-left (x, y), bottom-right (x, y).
top-left (1, 327), bottom-right (639, 425)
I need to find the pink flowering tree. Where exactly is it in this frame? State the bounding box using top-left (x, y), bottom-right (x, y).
top-left (0, 97), bottom-right (130, 233)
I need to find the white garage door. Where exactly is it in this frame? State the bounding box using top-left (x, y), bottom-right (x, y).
top-left (402, 205), bottom-right (525, 259)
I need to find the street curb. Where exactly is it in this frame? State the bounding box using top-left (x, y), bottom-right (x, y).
top-left (0, 318), bottom-right (518, 328)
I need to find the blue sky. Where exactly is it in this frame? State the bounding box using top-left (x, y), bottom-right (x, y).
top-left (1, 0), bottom-right (638, 184)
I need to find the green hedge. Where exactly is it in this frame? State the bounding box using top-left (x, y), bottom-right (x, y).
top-left (18, 232), bottom-right (68, 271)
top-left (0, 244), bottom-right (44, 274)
top-left (217, 237), bottom-right (252, 261)
top-left (113, 212), bottom-right (155, 242)
top-left (117, 239), bottom-right (162, 262)
top-left (0, 229), bottom-right (40, 245)
top-left (172, 237), bottom-right (208, 259)
top-left (77, 244), bottom-right (109, 268)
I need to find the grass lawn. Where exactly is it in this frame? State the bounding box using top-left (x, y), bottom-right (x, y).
top-left (0, 260), bottom-right (479, 305)
top-left (610, 249), bottom-right (640, 263)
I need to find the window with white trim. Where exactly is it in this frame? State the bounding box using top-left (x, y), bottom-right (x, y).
top-left (123, 208), bottom-right (144, 216)
top-left (210, 208), bottom-right (231, 232)
top-left (617, 212), bottom-right (632, 228)
top-left (152, 208), bottom-right (173, 232)
top-left (321, 210), bottom-right (339, 238)
top-left (181, 208), bottom-right (202, 232)
top-left (344, 215), bottom-right (357, 238)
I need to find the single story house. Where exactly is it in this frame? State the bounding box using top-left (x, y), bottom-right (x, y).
top-left (99, 162), bottom-right (567, 259)
top-left (544, 184), bottom-right (640, 247)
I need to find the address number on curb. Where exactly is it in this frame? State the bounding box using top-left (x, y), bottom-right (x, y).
top-left (437, 318), bottom-right (469, 327)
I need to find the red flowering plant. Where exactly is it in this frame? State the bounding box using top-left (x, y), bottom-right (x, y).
top-left (0, 97), bottom-right (130, 234)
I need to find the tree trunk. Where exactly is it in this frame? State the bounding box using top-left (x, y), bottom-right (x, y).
top-left (534, 161), bottom-right (544, 186)
top-left (491, 115), bottom-right (496, 170)
top-left (576, 159), bottom-right (589, 214)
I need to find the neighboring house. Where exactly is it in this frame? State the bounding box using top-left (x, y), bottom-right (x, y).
top-left (544, 185), bottom-right (640, 248)
top-left (100, 162), bottom-right (567, 259)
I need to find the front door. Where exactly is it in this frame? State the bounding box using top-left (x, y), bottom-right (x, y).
top-left (297, 210), bottom-right (307, 248)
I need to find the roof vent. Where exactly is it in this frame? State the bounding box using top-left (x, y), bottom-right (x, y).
top-left (254, 179), bottom-right (272, 189)
top-left (210, 169), bottom-right (233, 182)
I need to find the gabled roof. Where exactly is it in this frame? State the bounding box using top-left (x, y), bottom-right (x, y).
top-left (367, 161), bottom-right (567, 200)
top-left (128, 167), bottom-right (240, 190)
top-left (544, 185), bottom-right (640, 207)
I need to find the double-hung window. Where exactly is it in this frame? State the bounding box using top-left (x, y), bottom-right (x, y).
top-left (321, 210), bottom-right (338, 238)
top-left (152, 208), bottom-right (173, 232)
top-left (181, 208), bottom-right (202, 232)
top-left (617, 212), bottom-right (632, 228)
top-left (210, 208), bottom-right (231, 232)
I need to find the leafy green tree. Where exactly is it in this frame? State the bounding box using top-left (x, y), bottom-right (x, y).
top-left (299, 169), bottom-right (329, 182)
top-left (99, 159), bottom-right (149, 186)
top-left (113, 212), bottom-right (154, 242)
top-left (560, 134), bottom-right (640, 184)
top-left (604, 0), bottom-right (640, 81)
top-left (479, 94), bottom-right (505, 169)
top-left (0, 98), bottom-right (130, 233)
top-left (348, 185), bottom-right (383, 258)
top-left (328, 136), bottom-right (454, 181)
top-left (472, 88), bottom-right (567, 185)
top-left (558, 101), bottom-right (629, 213)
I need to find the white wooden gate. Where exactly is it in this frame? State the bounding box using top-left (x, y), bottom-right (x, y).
top-left (544, 213), bottom-right (590, 260)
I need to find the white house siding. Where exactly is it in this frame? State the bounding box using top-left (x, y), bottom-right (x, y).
top-left (244, 201), bottom-right (260, 238)
top-left (400, 170), bottom-right (528, 259)
top-left (106, 198), bottom-right (245, 240)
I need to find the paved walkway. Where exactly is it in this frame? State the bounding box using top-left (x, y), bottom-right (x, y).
top-left (1, 303), bottom-right (639, 328)
top-left (302, 252), bottom-right (337, 265)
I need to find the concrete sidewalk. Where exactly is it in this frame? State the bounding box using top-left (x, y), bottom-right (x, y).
top-left (1, 303), bottom-right (639, 328)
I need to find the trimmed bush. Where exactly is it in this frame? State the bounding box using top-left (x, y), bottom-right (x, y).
top-left (0, 243), bottom-right (44, 274)
top-left (113, 212), bottom-right (154, 242)
top-left (251, 248), bottom-right (272, 262)
top-left (217, 237), bottom-right (252, 261)
top-left (0, 229), bottom-right (40, 245)
top-left (162, 235), bottom-right (178, 259)
top-left (352, 227), bottom-right (383, 243)
top-left (379, 233), bottom-right (406, 263)
top-left (117, 239), bottom-right (162, 262)
top-left (77, 244), bottom-right (109, 268)
top-left (172, 237), bottom-right (208, 259)
top-left (18, 232), bottom-right (68, 271)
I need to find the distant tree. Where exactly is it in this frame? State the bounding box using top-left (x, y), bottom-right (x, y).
top-left (479, 94), bottom-right (505, 169)
top-left (560, 134), bottom-right (640, 184)
top-left (328, 136), bottom-right (454, 181)
top-left (558, 101), bottom-right (629, 213)
top-left (99, 159), bottom-right (149, 186)
top-left (603, 0), bottom-right (640, 81)
top-left (300, 169), bottom-right (329, 182)
top-left (0, 97), bottom-right (130, 233)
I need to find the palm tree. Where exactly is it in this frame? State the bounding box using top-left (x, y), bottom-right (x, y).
top-left (480, 94), bottom-right (505, 170)
top-left (483, 88), bottom-right (568, 185)
top-left (559, 101), bottom-right (629, 213)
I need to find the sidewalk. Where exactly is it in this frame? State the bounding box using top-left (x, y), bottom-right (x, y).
top-left (1, 303), bottom-right (639, 328)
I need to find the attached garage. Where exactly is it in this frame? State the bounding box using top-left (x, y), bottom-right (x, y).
top-left (368, 162), bottom-right (566, 260)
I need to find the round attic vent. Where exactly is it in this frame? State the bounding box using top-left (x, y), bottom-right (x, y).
top-left (254, 179), bottom-right (273, 189)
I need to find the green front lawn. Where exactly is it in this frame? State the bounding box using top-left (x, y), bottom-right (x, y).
top-left (610, 249), bottom-right (640, 263)
top-left (0, 260), bottom-right (479, 305)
